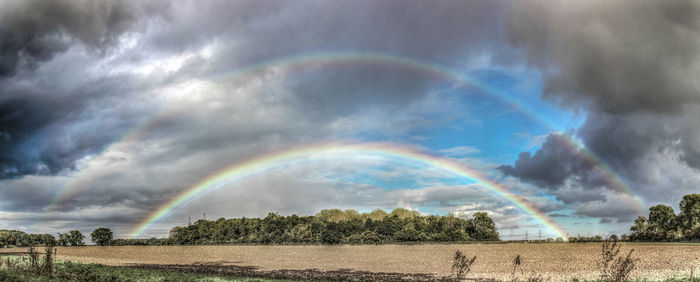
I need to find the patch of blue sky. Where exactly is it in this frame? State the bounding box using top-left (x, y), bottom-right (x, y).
top-left (415, 68), bottom-right (584, 164)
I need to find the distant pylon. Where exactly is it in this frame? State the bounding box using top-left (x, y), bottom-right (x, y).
top-left (188, 216), bottom-right (191, 226)
top-left (525, 231), bottom-right (528, 241)
top-left (539, 228), bottom-right (541, 240)
top-left (203, 212), bottom-right (206, 220)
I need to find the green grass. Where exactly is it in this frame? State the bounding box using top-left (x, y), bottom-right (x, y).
top-left (0, 256), bottom-right (291, 282)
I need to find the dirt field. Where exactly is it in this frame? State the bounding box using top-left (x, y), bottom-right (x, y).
top-left (2, 243), bottom-right (699, 280)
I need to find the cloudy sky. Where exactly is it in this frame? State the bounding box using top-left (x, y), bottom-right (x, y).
top-left (1, 0), bottom-right (699, 239)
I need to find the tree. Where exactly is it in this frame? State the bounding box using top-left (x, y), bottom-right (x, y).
top-left (648, 204), bottom-right (677, 240)
top-left (321, 222), bottom-right (342, 244)
top-left (470, 212), bottom-right (500, 241)
top-left (67, 230), bottom-right (85, 246)
top-left (679, 194), bottom-right (700, 231)
top-left (367, 209), bottom-right (388, 221)
top-left (91, 228), bottom-right (113, 246)
top-left (629, 216), bottom-right (649, 241)
top-left (389, 208), bottom-right (420, 219)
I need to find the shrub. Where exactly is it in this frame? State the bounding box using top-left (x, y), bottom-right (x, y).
top-left (609, 249), bottom-right (639, 282)
top-left (40, 243), bottom-right (56, 276)
top-left (597, 238), bottom-right (639, 281)
top-left (451, 250), bottom-right (476, 280)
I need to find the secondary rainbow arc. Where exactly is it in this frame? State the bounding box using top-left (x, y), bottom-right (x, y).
top-left (34, 51), bottom-right (645, 235)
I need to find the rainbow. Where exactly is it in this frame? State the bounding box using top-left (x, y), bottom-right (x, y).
top-left (35, 51), bottom-right (645, 233)
top-left (129, 142), bottom-right (569, 239)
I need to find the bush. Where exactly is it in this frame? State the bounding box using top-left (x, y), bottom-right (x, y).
top-left (597, 238), bottom-right (639, 281)
top-left (451, 250), bottom-right (476, 280)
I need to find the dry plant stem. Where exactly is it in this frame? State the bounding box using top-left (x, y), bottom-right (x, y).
top-left (598, 238), bottom-right (620, 280)
top-left (512, 254), bottom-right (521, 281)
top-left (451, 250), bottom-right (476, 280)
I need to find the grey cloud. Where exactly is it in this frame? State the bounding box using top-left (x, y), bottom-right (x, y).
top-left (148, 0), bottom-right (515, 119)
top-left (0, 0), bottom-right (162, 77)
top-left (550, 184), bottom-right (606, 204)
top-left (508, 0), bottom-right (700, 114)
top-left (0, 0), bottom-right (169, 179)
top-left (498, 133), bottom-right (602, 190)
top-left (574, 194), bottom-right (640, 222)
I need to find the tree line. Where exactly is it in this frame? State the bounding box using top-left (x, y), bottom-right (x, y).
top-left (7, 193), bottom-right (695, 247)
top-left (628, 193), bottom-right (700, 241)
top-left (1, 208), bottom-right (499, 247)
top-left (164, 208), bottom-right (500, 245)
top-left (0, 228), bottom-right (112, 248)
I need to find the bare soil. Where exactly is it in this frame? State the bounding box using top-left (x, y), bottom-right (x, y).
top-left (2, 243), bottom-right (699, 280)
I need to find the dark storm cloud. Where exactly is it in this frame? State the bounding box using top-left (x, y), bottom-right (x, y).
top-left (508, 0), bottom-right (700, 114)
top-left (498, 133), bottom-right (607, 191)
top-left (0, 0), bottom-right (168, 179)
top-left (503, 0), bottom-right (700, 216)
top-left (0, 0), bottom-right (162, 76)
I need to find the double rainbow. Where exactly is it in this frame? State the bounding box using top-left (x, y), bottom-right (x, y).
top-left (36, 51), bottom-right (645, 236)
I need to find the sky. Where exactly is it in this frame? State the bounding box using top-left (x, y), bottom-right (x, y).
top-left (1, 0), bottom-right (699, 240)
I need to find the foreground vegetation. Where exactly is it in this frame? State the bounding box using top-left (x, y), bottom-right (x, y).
top-left (0, 251), bottom-right (285, 281)
top-left (1, 240), bottom-right (699, 281)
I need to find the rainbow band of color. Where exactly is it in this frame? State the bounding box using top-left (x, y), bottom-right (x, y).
top-left (51, 51), bottom-right (643, 211)
top-left (129, 142), bottom-right (568, 239)
top-left (37, 51), bottom-right (644, 233)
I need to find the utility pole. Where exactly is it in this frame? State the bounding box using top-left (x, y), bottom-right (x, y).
top-left (525, 231), bottom-right (528, 242)
top-left (188, 216), bottom-right (191, 226)
top-left (538, 226), bottom-right (542, 240)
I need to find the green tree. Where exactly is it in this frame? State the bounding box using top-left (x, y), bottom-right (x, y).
top-left (367, 209), bottom-right (388, 221)
top-left (316, 209), bottom-right (347, 222)
top-left (395, 226), bottom-right (423, 241)
top-left (679, 194), bottom-right (700, 231)
top-left (90, 228), bottom-right (113, 246)
top-left (648, 204), bottom-right (677, 240)
top-left (470, 212), bottom-right (499, 241)
top-left (630, 216), bottom-right (649, 241)
top-left (67, 230), bottom-right (85, 246)
top-left (389, 208), bottom-right (420, 219)
top-left (321, 222), bottom-right (342, 244)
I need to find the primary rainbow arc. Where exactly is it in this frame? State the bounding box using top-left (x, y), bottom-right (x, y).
top-left (129, 142), bottom-right (569, 239)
